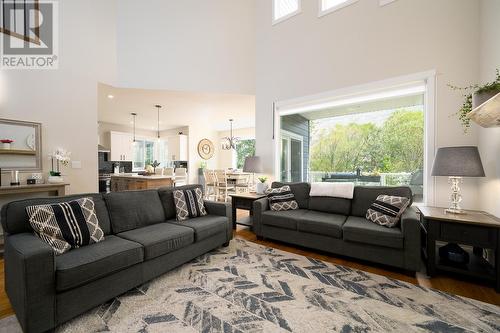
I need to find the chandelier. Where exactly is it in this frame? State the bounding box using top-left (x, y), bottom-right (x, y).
top-left (221, 119), bottom-right (239, 150)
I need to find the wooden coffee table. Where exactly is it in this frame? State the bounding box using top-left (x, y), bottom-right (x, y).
top-left (418, 206), bottom-right (500, 292)
top-left (229, 192), bottom-right (267, 230)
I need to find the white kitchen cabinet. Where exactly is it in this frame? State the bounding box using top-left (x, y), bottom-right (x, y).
top-left (167, 134), bottom-right (188, 160)
top-left (109, 131), bottom-right (133, 161)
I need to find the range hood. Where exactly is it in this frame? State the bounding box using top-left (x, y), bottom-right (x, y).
top-left (98, 144), bottom-right (110, 152)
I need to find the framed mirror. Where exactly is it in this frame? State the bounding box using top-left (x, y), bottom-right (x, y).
top-left (0, 118), bottom-right (42, 171)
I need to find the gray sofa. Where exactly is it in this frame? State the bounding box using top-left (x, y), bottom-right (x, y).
top-left (253, 182), bottom-right (420, 273)
top-left (1, 185), bottom-right (232, 333)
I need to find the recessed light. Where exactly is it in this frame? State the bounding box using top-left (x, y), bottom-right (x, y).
top-left (107, 94), bottom-right (114, 99)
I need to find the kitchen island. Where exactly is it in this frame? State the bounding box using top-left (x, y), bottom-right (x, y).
top-left (110, 174), bottom-right (174, 191)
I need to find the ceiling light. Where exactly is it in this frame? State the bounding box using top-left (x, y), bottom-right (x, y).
top-left (107, 94), bottom-right (114, 99)
top-left (155, 104), bottom-right (162, 142)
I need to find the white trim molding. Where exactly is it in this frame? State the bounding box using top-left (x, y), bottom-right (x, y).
top-left (318, 0), bottom-right (359, 18)
top-left (272, 0), bottom-right (302, 26)
top-left (274, 70), bottom-right (437, 205)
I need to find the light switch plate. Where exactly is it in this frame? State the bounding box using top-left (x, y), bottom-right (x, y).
top-left (72, 161), bottom-right (82, 169)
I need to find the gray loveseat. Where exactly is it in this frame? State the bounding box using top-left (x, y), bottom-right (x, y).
top-left (253, 182), bottom-right (420, 273)
top-left (1, 185), bottom-right (232, 333)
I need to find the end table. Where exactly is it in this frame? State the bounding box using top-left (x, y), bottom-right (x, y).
top-left (229, 193), bottom-right (267, 230)
top-left (418, 206), bottom-right (500, 292)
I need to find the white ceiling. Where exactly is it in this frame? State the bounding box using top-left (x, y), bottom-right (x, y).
top-left (98, 83), bottom-right (255, 132)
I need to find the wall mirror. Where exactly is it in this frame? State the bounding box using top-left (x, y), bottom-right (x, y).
top-left (0, 118), bottom-right (42, 171)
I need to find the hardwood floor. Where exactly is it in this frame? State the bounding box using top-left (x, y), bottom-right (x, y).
top-left (0, 210), bottom-right (498, 321)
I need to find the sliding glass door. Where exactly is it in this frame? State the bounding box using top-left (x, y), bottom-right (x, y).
top-left (281, 131), bottom-right (303, 182)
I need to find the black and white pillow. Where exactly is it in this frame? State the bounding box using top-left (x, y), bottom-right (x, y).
top-left (366, 194), bottom-right (410, 228)
top-left (266, 185), bottom-right (299, 211)
top-left (26, 197), bottom-right (105, 255)
top-left (173, 188), bottom-right (207, 221)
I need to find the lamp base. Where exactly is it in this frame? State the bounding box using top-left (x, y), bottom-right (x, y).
top-left (445, 176), bottom-right (466, 215)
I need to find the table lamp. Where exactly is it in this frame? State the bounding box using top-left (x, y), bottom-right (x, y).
top-left (431, 146), bottom-right (485, 214)
top-left (243, 156), bottom-right (262, 191)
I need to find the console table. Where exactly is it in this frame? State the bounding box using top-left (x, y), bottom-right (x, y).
top-left (418, 206), bottom-right (500, 292)
top-left (0, 183), bottom-right (68, 197)
top-left (230, 193), bottom-right (266, 230)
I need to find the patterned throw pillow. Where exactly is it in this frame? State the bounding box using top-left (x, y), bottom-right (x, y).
top-left (173, 188), bottom-right (207, 221)
top-left (266, 185), bottom-right (299, 211)
top-left (366, 194), bottom-right (410, 228)
top-left (26, 197), bottom-right (105, 255)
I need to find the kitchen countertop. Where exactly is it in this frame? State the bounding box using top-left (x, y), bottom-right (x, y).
top-left (110, 174), bottom-right (174, 180)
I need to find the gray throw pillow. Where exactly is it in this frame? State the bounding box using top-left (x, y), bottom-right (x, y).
top-left (366, 194), bottom-right (410, 228)
top-left (266, 185), bottom-right (299, 211)
top-left (26, 197), bottom-right (105, 255)
top-left (173, 188), bottom-right (207, 221)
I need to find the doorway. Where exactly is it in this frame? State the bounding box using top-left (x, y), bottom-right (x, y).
top-left (281, 130), bottom-right (303, 182)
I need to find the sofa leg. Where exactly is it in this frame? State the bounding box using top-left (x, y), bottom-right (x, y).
top-left (222, 242), bottom-right (230, 247)
top-left (256, 236), bottom-right (264, 241)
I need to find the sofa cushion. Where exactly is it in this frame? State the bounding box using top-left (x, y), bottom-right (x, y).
top-left (271, 182), bottom-right (310, 209)
top-left (297, 211), bottom-right (347, 239)
top-left (351, 186), bottom-right (412, 218)
top-left (342, 216), bottom-right (404, 249)
top-left (1, 193), bottom-right (111, 235)
top-left (117, 223), bottom-right (194, 260)
top-left (166, 215), bottom-right (227, 242)
top-left (55, 235), bottom-right (143, 291)
top-left (261, 209), bottom-right (308, 230)
top-left (308, 197), bottom-right (351, 216)
top-left (158, 185), bottom-right (204, 220)
top-left (104, 190), bottom-right (166, 233)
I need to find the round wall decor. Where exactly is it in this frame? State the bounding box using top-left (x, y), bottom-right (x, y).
top-left (198, 139), bottom-right (215, 160)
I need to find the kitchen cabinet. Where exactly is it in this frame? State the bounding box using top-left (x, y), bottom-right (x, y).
top-left (167, 134), bottom-right (188, 161)
top-left (109, 131), bottom-right (133, 161)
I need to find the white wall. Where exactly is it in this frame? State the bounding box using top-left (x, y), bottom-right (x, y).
top-left (478, 0), bottom-right (500, 217)
top-left (217, 127), bottom-right (255, 169)
top-left (116, 0), bottom-right (256, 95)
top-left (0, 0), bottom-right (117, 194)
top-left (255, 0), bottom-right (481, 209)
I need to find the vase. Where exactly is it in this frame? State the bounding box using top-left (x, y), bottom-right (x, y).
top-left (256, 182), bottom-right (268, 194)
top-left (2, 143), bottom-right (11, 149)
top-left (48, 176), bottom-right (64, 184)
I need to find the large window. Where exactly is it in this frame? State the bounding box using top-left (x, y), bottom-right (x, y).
top-left (278, 84), bottom-right (427, 203)
top-left (234, 139), bottom-right (256, 169)
top-left (132, 139), bottom-right (168, 171)
top-left (319, 0), bottom-right (358, 16)
top-left (273, 0), bottom-right (300, 25)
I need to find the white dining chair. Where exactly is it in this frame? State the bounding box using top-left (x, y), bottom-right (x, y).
top-left (174, 168), bottom-right (188, 187)
top-left (214, 169), bottom-right (234, 202)
top-left (235, 173), bottom-right (251, 194)
top-left (203, 169), bottom-right (217, 200)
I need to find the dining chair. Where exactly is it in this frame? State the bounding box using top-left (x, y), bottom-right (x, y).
top-left (154, 167), bottom-right (164, 175)
top-left (174, 168), bottom-right (188, 187)
top-left (203, 169), bottom-right (217, 200)
top-left (164, 167), bottom-right (175, 177)
top-left (214, 169), bottom-right (234, 202)
top-left (235, 173), bottom-right (251, 194)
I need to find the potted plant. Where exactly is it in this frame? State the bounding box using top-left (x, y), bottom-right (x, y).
top-left (449, 69), bottom-right (500, 131)
top-left (1, 139), bottom-right (13, 149)
top-left (48, 148), bottom-right (71, 183)
top-left (256, 176), bottom-right (268, 194)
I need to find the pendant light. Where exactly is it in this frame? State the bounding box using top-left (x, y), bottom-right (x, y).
top-left (131, 112), bottom-right (137, 145)
top-left (221, 119), bottom-right (239, 150)
top-left (155, 104), bottom-right (162, 142)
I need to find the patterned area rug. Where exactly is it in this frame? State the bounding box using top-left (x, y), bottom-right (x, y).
top-left (1, 238), bottom-right (499, 333)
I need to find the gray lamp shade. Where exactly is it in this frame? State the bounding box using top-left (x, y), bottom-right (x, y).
top-left (243, 156), bottom-right (263, 173)
top-left (431, 146), bottom-right (485, 177)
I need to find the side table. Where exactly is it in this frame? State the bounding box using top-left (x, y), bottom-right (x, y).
top-left (229, 193), bottom-right (267, 230)
top-left (418, 206), bottom-right (500, 292)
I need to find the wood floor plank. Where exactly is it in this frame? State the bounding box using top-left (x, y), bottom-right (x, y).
top-left (1, 209), bottom-right (498, 321)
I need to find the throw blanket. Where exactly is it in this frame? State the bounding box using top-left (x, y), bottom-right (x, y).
top-left (309, 182), bottom-right (354, 199)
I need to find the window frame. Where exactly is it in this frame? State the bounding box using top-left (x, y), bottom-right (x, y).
top-left (131, 136), bottom-right (167, 172)
top-left (272, 0), bottom-right (301, 26)
top-left (318, 0), bottom-right (358, 18)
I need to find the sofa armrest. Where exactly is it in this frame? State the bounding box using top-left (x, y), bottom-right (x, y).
top-left (400, 206), bottom-right (421, 272)
top-left (252, 197), bottom-right (269, 237)
top-left (4, 233), bottom-right (56, 333)
top-left (204, 200), bottom-right (232, 241)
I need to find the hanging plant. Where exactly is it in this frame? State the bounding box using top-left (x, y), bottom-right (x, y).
top-left (448, 69), bottom-right (500, 131)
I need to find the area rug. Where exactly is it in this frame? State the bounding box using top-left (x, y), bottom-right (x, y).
top-left (1, 238), bottom-right (499, 333)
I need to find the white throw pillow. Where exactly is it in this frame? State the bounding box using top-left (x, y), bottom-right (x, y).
top-left (309, 182), bottom-right (354, 199)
